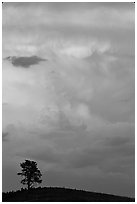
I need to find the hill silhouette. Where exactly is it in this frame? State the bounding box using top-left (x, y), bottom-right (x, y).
top-left (2, 187), bottom-right (135, 202)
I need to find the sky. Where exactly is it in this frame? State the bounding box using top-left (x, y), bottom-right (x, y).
top-left (2, 2), bottom-right (135, 197)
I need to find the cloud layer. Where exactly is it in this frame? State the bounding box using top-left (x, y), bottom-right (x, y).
top-left (2, 2), bottom-right (135, 197)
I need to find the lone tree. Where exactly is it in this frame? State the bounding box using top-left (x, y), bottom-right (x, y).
top-left (17, 160), bottom-right (42, 190)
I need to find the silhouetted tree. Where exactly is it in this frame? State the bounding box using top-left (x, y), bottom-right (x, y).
top-left (17, 160), bottom-right (42, 190)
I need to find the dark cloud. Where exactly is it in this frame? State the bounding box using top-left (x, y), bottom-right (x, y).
top-left (2, 166), bottom-right (19, 192)
top-left (68, 141), bottom-right (134, 170)
top-left (2, 132), bottom-right (9, 141)
top-left (3, 2), bottom-right (134, 11)
top-left (5, 56), bottom-right (46, 68)
top-left (105, 136), bottom-right (132, 146)
top-left (16, 147), bottom-right (61, 164)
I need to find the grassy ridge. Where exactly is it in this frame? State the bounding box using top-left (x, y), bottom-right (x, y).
top-left (2, 187), bottom-right (135, 202)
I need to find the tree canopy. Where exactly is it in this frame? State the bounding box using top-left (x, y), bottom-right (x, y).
top-left (17, 160), bottom-right (42, 190)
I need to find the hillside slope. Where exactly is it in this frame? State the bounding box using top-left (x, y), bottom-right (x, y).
top-left (2, 187), bottom-right (135, 202)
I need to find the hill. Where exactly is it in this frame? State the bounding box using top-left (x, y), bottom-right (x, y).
top-left (2, 187), bottom-right (135, 202)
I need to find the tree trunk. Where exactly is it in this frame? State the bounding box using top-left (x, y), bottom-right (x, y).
top-left (28, 181), bottom-right (31, 190)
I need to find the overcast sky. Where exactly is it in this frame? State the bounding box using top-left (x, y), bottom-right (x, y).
top-left (2, 2), bottom-right (135, 197)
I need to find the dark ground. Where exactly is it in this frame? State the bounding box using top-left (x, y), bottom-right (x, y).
top-left (2, 187), bottom-right (135, 202)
